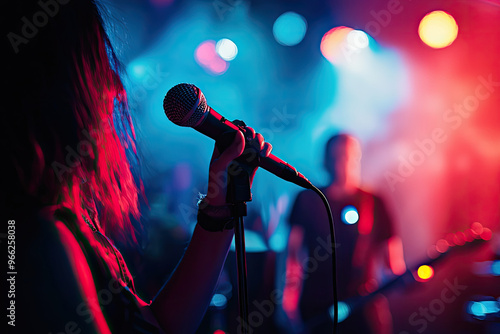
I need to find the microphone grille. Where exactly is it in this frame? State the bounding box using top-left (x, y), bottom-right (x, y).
top-left (163, 83), bottom-right (208, 127)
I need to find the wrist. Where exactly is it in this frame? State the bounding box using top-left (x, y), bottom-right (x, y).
top-left (197, 196), bottom-right (234, 232)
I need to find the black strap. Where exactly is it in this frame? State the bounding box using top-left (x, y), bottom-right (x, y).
top-left (197, 209), bottom-right (234, 232)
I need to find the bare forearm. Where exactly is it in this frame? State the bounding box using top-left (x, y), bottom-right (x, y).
top-left (150, 224), bottom-right (234, 333)
top-left (149, 125), bottom-right (269, 332)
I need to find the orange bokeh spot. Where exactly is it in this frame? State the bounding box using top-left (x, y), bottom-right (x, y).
top-left (320, 26), bottom-right (353, 64)
top-left (418, 10), bottom-right (458, 49)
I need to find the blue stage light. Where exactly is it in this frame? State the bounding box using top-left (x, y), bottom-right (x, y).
top-left (491, 260), bottom-right (500, 275)
top-left (467, 300), bottom-right (500, 319)
top-left (210, 293), bottom-right (228, 308)
top-left (273, 12), bottom-right (307, 46)
top-left (329, 301), bottom-right (351, 323)
top-left (341, 205), bottom-right (359, 224)
top-left (469, 301), bottom-right (486, 317)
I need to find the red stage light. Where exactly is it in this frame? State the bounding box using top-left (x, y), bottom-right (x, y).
top-left (480, 228), bottom-right (492, 241)
top-left (445, 233), bottom-right (456, 246)
top-left (464, 229), bottom-right (475, 242)
top-left (427, 245), bottom-right (439, 259)
top-left (471, 222), bottom-right (484, 236)
top-left (453, 231), bottom-right (466, 246)
top-left (435, 239), bottom-right (449, 253)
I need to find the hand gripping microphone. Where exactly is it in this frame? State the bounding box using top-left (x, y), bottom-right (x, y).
top-left (163, 83), bottom-right (312, 189)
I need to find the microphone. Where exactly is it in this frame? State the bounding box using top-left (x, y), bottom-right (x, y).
top-left (163, 83), bottom-right (312, 189)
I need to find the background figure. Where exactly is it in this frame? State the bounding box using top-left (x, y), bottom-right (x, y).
top-left (285, 134), bottom-right (406, 333)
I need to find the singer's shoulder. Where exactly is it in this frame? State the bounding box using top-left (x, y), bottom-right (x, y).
top-left (15, 207), bottom-right (100, 332)
top-left (22, 206), bottom-right (82, 274)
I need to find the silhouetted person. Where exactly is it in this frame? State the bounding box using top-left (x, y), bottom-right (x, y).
top-left (4, 1), bottom-right (271, 333)
top-left (285, 134), bottom-right (406, 334)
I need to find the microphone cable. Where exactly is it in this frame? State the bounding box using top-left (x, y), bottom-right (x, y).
top-left (310, 184), bottom-right (338, 334)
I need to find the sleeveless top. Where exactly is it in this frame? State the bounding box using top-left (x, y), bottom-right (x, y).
top-left (54, 207), bottom-right (161, 334)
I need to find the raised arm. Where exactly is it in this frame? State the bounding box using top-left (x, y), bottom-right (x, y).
top-left (150, 125), bottom-right (271, 333)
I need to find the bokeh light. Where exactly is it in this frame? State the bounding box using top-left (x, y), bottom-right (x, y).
top-left (320, 27), bottom-right (371, 66)
top-left (341, 205), bottom-right (359, 225)
top-left (329, 301), bottom-right (351, 323)
top-left (471, 222), bottom-right (484, 236)
top-left (492, 260), bottom-right (500, 276)
top-left (435, 239), bottom-right (450, 253)
top-left (273, 11), bottom-right (307, 46)
top-left (463, 229), bottom-right (475, 242)
top-left (427, 244), bottom-right (439, 259)
top-left (418, 10), bottom-right (458, 49)
top-left (216, 38), bottom-right (238, 61)
top-left (480, 227), bottom-right (492, 240)
top-left (473, 261), bottom-right (500, 276)
top-left (445, 233), bottom-right (456, 246)
top-left (210, 293), bottom-right (228, 308)
top-left (320, 26), bottom-right (353, 64)
top-left (417, 265), bottom-right (434, 280)
top-left (346, 30), bottom-right (369, 49)
top-left (194, 40), bottom-right (228, 75)
top-left (453, 231), bottom-right (466, 246)
top-left (468, 301), bottom-right (487, 318)
top-left (467, 301), bottom-right (500, 319)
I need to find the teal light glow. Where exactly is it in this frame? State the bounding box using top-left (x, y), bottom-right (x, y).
top-left (341, 205), bottom-right (359, 225)
top-left (273, 12), bottom-right (307, 46)
top-left (329, 301), bottom-right (351, 323)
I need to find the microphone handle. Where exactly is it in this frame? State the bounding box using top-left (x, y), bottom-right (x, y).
top-left (196, 107), bottom-right (241, 139)
top-left (196, 107), bottom-right (313, 189)
top-left (259, 154), bottom-right (313, 189)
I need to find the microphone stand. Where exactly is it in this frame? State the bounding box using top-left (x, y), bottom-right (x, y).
top-left (226, 161), bottom-right (252, 334)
